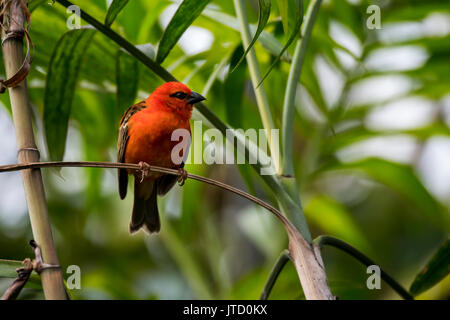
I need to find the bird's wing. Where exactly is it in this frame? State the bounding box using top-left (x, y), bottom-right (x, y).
top-left (117, 101), bottom-right (147, 199)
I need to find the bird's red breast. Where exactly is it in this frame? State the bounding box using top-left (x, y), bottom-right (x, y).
top-left (125, 106), bottom-right (191, 176)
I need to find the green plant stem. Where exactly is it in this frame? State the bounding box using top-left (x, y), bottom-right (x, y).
top-left (233, 0), bottom-right (279, 174)
top-left (1, 0), bottom-right (67, 300)
top-left (314, 235), bottom-right (414, 300)
top-left (281, 0), bottom-right (322, 177)
top-left (260, 250), bottom-right (291, 300)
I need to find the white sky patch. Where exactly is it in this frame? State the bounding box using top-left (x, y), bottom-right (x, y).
top-left (336, 134), bottom-right (419, 164)
top-left (366, 96), bottom-right (436, 131)
top-left (0, 107), bottom-right (27, 227)
top-left (329, 20), bottom-right (362, 58)
top-left (314, 55), bottom-right (345, 108)
top-left (417, 136), bottom-right (450, 203)
top-left (379, 12), bottom-right (450, 44)
top-left (442, 94), bottom-right (450, 127)
top-left (334, 48), bottom-right (358, 70)
top-left (296, 84), bottom-right (327, 124)
top-left (423, 13), bottom-right (450, 37)
top-left (159, 4), bottom-right (214, 56)
top-left (49, 126), bottom-right (86, 195)
top-left (365, 45), bottom-right (429, 72)
top-left (347, 75), bottom-right (416, 107)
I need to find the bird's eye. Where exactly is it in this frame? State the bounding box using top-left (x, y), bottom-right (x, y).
top-left (170, 91), bottom-right (188, 100)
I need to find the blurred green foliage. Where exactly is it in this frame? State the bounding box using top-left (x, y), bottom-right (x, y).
top-left (0, 0), bottom-right (449, 299)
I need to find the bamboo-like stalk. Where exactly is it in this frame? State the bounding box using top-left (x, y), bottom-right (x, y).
top-left (233, 0), bottom-right (280, 174)
top-left (1, 0), bottom-right (67, 299)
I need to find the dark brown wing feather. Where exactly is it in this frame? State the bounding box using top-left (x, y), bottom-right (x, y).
top-left (156, 162), bottom-right (185, 196)
top-left (117, 101), bottom-right (147, 199)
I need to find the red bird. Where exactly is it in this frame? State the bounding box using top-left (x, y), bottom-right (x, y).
top-left (117, 82), bottom-right (205, 234)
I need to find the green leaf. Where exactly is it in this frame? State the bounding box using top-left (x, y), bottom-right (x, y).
top-left (305, 195), bottom-right (372, 254)
top-left (225, 44), bottom-right (246, 128)
top-left (231, 0), bottom-right (271, 73)
top-left (325, 158), bottom-right (443, 223)
top-left (105, 0), bottom-right (130, 27)
top-left (224, 45), bottom-right (256, 194)
top-left (259, 0), bottom-right (303, 86)
top-left (156, 0), bottom-right (211, 63)
top-left (410, 239), bottom-right (450, 296)
top-left (203, 8), bottom-right (291, 62)
top-left (44, 28), bottom-right (96, 161)
top-left (0, 259), bottom-right (22, 278)
top-left (29, 0), bottom-right (48, 12)
top-left (116, 49), bottom-right (140, 122)
top-left (0, 259), bottom-right (41, 287)
top-left (276, 0), bottom-right (289, 35)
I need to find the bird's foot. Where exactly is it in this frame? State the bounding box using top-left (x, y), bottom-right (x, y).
top-left (138, 161), bottom-right (151, 183)
top-left (177, 167), bottom-right (188, 186)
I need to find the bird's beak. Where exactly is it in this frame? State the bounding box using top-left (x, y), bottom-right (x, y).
top-left (187, 91), bottom-right (206, 104)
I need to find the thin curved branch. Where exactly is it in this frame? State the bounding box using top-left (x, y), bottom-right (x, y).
top-left (314, 235), bottom-right (414, 300)
top-left (0, 161), bottom-right (291, 226)
top-left (260, 249), bottom-right (291, 300)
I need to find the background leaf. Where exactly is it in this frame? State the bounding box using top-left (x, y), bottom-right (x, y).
top-left (276, 0), bottom-right (289, 35)
top-left (156, 0), bottom-right (211, 63)
top-left (259, 0), bottom-right (303, 85)
top-left (115, 49), bottom-right (140, 122)
top-left (410, 239), bottom-right (450, 296)
top-left (305, 195), bottom-right (372, 254)
top-left (105, 0), bottom-right (130, 27)
top-left (43, 28), bottom-right (96, 161)
top-left (324, 158), bottom-right (444, 223)
top-left (202, 8), bottom-right (292, 62)
top-left (225, 44), bottom-right (246, 128)
top-left (231, 0), bottom-right (271, 72)
top-left (0, 259), bottom-right (42, 287)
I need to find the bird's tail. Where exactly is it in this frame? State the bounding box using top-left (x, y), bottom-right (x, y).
top-left (130, 179), bottom-right (160, 234)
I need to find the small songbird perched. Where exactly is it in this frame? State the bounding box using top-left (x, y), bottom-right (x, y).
top-left (117, 82), bottom-right (205, 234)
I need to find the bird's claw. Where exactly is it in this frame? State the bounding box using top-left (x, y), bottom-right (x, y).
top-left (177, 168), bottom-right (188, 186)
top-left (138, 161), bottom-right (151, 183)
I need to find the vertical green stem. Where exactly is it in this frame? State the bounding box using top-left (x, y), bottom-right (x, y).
top-left (281, 0), bottom-right (323, 177)
top-left (233, 0), bottom-right (280, 174)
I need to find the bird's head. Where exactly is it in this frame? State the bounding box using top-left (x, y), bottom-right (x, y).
top-left (148, 82), bottom-right (205, 117)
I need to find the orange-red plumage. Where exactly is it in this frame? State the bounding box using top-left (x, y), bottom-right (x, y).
top-left (117, 82), bottom-right (205, 234)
